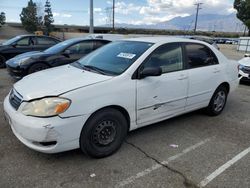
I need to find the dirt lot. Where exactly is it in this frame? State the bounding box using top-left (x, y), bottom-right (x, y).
top-left (0, 44), bottom-right (250, 188)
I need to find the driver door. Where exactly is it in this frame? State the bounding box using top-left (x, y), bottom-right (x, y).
top-left (136, 43), bottom-right (188, 126)
top-left (8, 36), bottom-right (35, 58)
top-left (53, 41), bottom-right (94, 66)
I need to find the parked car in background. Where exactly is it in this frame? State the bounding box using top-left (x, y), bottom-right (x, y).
top-left (238, 55), bottom-right (250, 81)
top-left (4, 37), bottom-right (238, 158)
top-left (0, 35), bottom-right (61, 68)
top-left (6, 38), bottom-right (111, 78)
top-left (188, 35), bottom-right (220, 50)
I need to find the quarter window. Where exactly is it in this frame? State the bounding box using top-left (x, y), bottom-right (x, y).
top-left (185, 43), bottom-right (218, 68)
top-left (143, 43), bottom-right (183, 73)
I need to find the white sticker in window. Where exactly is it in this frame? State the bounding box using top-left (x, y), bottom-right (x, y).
top-left (117, 52), bottom-right (136, 59)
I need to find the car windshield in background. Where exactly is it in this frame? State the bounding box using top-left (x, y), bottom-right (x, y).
top-left (76, 41), bottom-right (153, 76)
top-left (2, 36), bottom-right (22, 45)
top-left (44, 39), bottom-right (78, 54)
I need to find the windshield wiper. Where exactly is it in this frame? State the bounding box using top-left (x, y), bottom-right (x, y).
top-left (71, 61), bottom-right (83, 69)
top-left (82, 65), bottom-right (108, 75)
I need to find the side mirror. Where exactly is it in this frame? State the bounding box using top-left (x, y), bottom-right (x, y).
top-left (140, 67), bottom-right (162, 79)
top-left (244, 54), bottom-right (250, 58)
top-left (12, 42), bottom-right (17, 48)
top-left (62, 50), bottom-right (71, 57)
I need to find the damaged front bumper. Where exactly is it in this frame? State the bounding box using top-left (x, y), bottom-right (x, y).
top-left (3, 95), bottom-right (87, 153)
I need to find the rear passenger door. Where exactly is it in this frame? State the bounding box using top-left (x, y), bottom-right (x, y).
top-left (184, 43), bottom-right (222, 111)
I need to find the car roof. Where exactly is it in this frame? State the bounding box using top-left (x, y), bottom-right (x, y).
top-left (120, 36), bottom-right (206, 44)
top-left (62, 37), bottom-right (111, 43)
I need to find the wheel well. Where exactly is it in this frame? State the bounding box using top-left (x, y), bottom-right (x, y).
top-left (30, 62), bottom-right (51, 67)
top-left (218, 82), bottom-right (230, 93)
top-left (88, 105), bottom-right (131, 132)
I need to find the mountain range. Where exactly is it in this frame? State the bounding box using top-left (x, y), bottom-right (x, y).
top-left (105, 14), bottom-right (244, 32)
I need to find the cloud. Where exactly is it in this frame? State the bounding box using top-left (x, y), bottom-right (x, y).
top-left (53, 12), bottom-right (72, 18)
top-left (113, 0), bottom-right (235, 25)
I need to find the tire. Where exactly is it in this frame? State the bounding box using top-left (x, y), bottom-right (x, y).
top-left (80, 108), bottom-right (128, 158)
top-left (0, 55), bottom-right (6, 68)
top-left (205, 86), bottom-right (228, 116)
top-left (28, 63), bottom-right (49, 74)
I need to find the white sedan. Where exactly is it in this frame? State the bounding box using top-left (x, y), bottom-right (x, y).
top-left (4, 37), bottom-right (239, 158)
top-left (238, 54), bottom-right (250, 81)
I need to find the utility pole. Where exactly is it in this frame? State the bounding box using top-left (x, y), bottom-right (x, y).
top-left (112, 0), bottom-right (115, 31)
top-left (89, 0), bottom-right (94, 33)
top-left (194, 3), bottom-right (203, 34)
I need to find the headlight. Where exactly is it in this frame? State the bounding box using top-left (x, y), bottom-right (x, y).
top-left (18, 57), bottom-right (31, 65)
top-left (22, 97), bottom-right (71, 117)
top-left (239, 64), bottom-right (244, 70)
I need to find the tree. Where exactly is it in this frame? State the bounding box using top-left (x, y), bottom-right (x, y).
top-left (234, 0), bottom-right (250, 36)
top-left (44, 0), bottom-right (54, 34)
top-left (20, 0), bottom-right (39, 32)
top-left (0, 12), bottom-right (6, 27)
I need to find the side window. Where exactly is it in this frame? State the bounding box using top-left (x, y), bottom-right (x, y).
top-left (185, 43), bottom-right (218, 68)
top-left (94, 40), bottom-right (110, 49)
top-left (16, 37), bottom-right (30, 46)
top-left (67, 41), bottom-right (93, 54)
top-left (143, 43), bottom-right (184, 74)
top-left (37, 37), bottom-right (57, 45)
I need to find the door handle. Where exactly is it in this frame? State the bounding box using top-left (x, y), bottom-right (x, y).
top-left (213, 69), bottom-right (221, 73)
top-left (178, 75), bottom-right (188, 80)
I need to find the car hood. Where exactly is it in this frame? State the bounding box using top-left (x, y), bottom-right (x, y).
top-left (14, 65), bottom-right (113, 100)
top-left (238, 57), bottom-right (250, 67)
top-left (14, 51), bottom-right (44, 59)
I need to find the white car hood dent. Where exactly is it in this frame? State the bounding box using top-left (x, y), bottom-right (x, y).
top-left (14, 65), bottom-right (112, 100)
top-left (239, 57), bottom-right (250, 67)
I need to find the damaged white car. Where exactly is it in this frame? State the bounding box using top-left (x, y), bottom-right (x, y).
top-left (4, 37), bottom-right (239, 158)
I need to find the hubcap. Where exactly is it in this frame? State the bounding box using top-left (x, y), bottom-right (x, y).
top-left (213, 91), bottom-right (226, 112)
top-left (92, 120), bottom-right (117, 146)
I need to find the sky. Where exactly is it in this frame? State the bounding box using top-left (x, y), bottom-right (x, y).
top-left (0, 0), bottom-right (236, 26)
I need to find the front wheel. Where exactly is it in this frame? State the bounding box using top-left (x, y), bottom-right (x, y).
top-left (205, 86), bottom-right (228, 116)
top-left (80, 108), bottom-right (128, 158)
top-left (28, 63), bottom-right (49, 74)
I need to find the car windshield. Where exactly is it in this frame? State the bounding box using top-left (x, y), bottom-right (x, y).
top-left (75, 41), bottom-right (153, 76)
top-left (44, 39), bottom-right (78, 54)
top-left (2, 36), bottom-right (22, 45)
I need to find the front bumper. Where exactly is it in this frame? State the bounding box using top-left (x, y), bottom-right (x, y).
top-left (3, 95), bottom-right (87, 153)
top-left (239, 70), bottom-right (250, 81)
top-left (6, 64), bottom-right (27, 79)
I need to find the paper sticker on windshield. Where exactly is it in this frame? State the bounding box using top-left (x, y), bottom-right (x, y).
top-left (117, 53), bottom-right (136, 59)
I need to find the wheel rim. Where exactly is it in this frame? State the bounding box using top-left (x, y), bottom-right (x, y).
top-left (92, 120), bottom-right (117, 146)
top-left (213, 91), bottom-right (226, 112)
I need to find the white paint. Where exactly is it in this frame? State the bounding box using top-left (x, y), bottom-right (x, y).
top-left (116, 138), bottom-right (211, 187)
top-left (199, 146), bottom-right (250, 187)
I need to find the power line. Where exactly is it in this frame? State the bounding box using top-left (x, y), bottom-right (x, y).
top-left (194, 2), bottom-right (203, 34)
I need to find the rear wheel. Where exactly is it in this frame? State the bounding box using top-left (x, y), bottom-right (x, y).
top-left (28, 63), bottom-right (49, 74)
top-left (80, 108), bottom-right (128, 158)
top-left (0, 55), bottom-right (6, 68)
top-left (205, 86), bottom-right (228, 116)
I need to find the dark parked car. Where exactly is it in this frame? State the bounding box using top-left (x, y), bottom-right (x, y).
top-left (6, 38), bottom-right (111, 78)
top-left (0, 35), bottom-right (61, 68)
